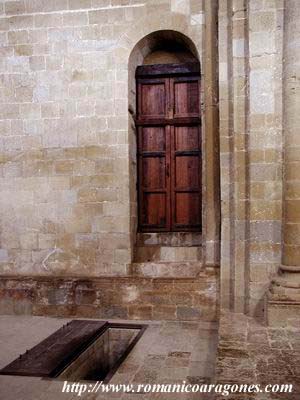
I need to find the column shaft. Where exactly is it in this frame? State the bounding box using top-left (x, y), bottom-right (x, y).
top-left (282, 0), bottom-right (300, 269)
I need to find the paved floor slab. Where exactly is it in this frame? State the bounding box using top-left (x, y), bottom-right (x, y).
top-left (215, 311), bottom-right (300, 400)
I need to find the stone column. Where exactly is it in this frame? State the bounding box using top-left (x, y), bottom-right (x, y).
top-left (281, 1), bottom-right (300, 275)
top-left (268, 0), bottom-right (300, 326)
top-left (204, 0), bottom-right (220, 267)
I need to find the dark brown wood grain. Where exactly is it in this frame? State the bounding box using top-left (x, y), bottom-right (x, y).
top-left (0, 320), bottom-right (108, 377)
top-left (136, 62), bottom-right (200, 78)
top-left (137, 63), bottom-right (201, 232)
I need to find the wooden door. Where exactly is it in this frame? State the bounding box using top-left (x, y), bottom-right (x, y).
top-left (136, 63), bottom-right (201, 232)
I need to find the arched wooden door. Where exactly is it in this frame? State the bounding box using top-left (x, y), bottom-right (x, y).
top-left (136, 63), bottom-right (201, 232)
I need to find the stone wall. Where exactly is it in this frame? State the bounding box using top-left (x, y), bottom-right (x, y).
top-left (219, 0), bottom-right (284, 317)
top-left (0, 0), bottom-right (208, 278)
top-left (0, 0), bottom-right (289, 320)
top-left (248, 0), bottom-right (283, 317)
top-left (0, 266), bottom-right (219, 321)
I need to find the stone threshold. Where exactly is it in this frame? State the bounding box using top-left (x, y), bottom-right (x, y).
top-left (136, 232), bottom-right (202, 247)
top-left (129, 262), bottom-right (205, 278)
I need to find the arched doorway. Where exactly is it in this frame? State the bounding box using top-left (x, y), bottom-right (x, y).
top-left (128, 31), bottom-right (202, 242)
top-left (136, 62), bottom-right (201, 232)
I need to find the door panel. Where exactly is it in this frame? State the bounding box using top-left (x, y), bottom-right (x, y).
top-left (172, 77), bottom-right (200, 118)
top-left (137, 66), bottom-right (201, 232)
top-left (175, 126), bottom-right (199, 151)
top-left (138, 125), bottom-right (170, 231)
top-left (142, 157), bottom-right (166, 190)
top-left (141, 126), bottom-right (165, 152)
top-left (141, 193), bottom-right (167, 228)
top-left (171, 124), bottom-right (201, 231)
top-left (174, 193), bottom-right (201, 227)
top-left (138, 78), bottom-right (169, 119)
top-left (175, 156), bottom-right (200, 189)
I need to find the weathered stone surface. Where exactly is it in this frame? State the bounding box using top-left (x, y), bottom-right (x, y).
top-left (264, 0), bottom-right (300, 326)
top-left (215, 311), bottom-right (300, 399)
top-left (0, 273), bottom-right (219, 321)
top-left (177, 306), bottom-right (202, 320)
top-left (267, 302), bottom-right (300, 328)
top-left (0, 0), bottom-right (217, 306)
top-left (0, 0), bottom-right (296, 324)
top-left (219, 0), bottom-right (285, 318)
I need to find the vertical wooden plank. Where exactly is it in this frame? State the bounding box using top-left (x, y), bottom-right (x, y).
top-left (170, 76), bottom-right (201, 231)
top-left (170, 124), bottom-right (176, 231)
top-left (166, 123), bottom-right (171, 231)
top-left (137, 125), bottom-right (169, 231)
top-left (169, 77), bottom-right (174, 119)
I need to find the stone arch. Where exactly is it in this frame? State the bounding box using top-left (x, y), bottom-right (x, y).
top-left (117, 8), bottom-right (201, 57)
top-left (115, 5), bottom-right (220, 270)
top-left (128, 29), bottom-right (200, 116)
top-left (107, 6), bottom-right (206, 262)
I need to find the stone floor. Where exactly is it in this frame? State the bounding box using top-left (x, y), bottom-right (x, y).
top-left (215, 311), bottom-right (300, 399)
top-left (1, 312), bottom-right (300, 400)
top-left (0, 316), bottom-right (218, 400)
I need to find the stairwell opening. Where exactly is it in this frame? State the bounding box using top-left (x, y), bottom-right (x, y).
top-left (0, 320), bottom-right (147, 383)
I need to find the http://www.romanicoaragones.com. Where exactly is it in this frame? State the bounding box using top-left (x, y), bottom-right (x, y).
top-left (62, 380), bottom-right (293, 397)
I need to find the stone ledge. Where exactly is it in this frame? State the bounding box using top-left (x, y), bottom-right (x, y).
top-left (0, 270), bottom-right (219, 322)
top-left (129, 261), bottom-right (204, 278)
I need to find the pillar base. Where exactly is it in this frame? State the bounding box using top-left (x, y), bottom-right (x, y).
top-left (266, 266), bottom-right (300, 327)
top-left (269, 283), bottom-right (300, 302)
top-left (272, 265), bottom-right (300, 295)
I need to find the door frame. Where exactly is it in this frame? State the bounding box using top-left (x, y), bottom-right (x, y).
top-left (135, 62), bottom-right (201, 233)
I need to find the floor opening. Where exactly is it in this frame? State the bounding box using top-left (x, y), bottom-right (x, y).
top-left (0, 320), bottom-right (147, 383)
